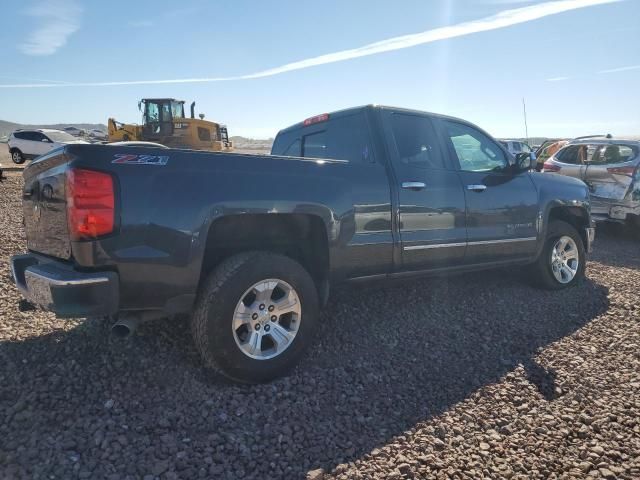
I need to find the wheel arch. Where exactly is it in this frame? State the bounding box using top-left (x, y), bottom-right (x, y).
top-left (545, 203), bottom-right (591, 249)
top-left (198, 213), bottom-right (331, 305)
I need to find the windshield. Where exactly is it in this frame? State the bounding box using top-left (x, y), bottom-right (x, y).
top-left (45, 131), bottom-right (78, 142)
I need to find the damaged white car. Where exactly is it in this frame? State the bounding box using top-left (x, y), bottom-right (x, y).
top-left (542, 137), bottom-right (640, 233)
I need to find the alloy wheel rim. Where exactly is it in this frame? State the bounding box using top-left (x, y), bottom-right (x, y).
top-left (550, 235), bottom-right (579, 284)
top-left (12, 152), bottom-right (20, 162)
top-left (232, 279), bottom-right (301, 360)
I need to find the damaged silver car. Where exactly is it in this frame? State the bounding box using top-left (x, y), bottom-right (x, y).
top-left (542, 137), bottom-right (640, 233)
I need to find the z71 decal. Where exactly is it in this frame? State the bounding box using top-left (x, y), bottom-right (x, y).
top-left (112, 154), bottom-right (169, 165)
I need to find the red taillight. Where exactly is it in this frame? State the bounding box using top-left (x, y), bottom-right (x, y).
top-left (303, 113), bottom-right (329, 126)
top-left (543, 161), bottom-right (561, 173)
top-left (607, 166), bottom-right (636, 177)
top-left (66, 168), bottom-right (115, 240)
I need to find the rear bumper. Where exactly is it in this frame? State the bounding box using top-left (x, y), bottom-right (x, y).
top-left (10, 253), bottom-right (119, 318)
top-left (591, 199), bottom-right (640, 222)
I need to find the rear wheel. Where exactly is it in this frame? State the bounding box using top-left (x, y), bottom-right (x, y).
top-left (530, 220), bottom-right (586, 289)
top-left (11, 149), bottom-right (24, 164)
top-left (191, 252), bottom-right (319, 383)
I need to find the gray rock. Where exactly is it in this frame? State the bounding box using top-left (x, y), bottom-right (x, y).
top-left (307, 468), bottom-right (325, 480)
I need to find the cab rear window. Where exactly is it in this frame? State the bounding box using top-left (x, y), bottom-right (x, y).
top-left (272, 111), bottom-right (373, 164)
top-left (302, 131), bottom-right (327, 158)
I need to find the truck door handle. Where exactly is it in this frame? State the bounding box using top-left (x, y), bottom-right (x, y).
top-left (402, 182), bottom-right (426, 190)
top-left (467, 184), bottom-right (487, 192)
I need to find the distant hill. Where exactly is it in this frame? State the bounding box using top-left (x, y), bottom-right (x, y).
top-left (230, 136), bottom-right (273, 151)
top-left (0, 120), bottom-right (108, 139)
top-left (0, 120), bottom-right (21, 138)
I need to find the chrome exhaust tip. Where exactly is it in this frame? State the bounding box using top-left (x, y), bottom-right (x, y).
top-left (110, 311), bottom-right (164, 338)
top-left (111, 316), bottom-right (140, 338)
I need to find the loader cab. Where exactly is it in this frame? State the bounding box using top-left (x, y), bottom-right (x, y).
top-left (141, 98), bottom-right (185, 139)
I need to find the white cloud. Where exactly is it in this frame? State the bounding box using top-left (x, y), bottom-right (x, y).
top-left (238, 0), bottom-right (622, 81)
top-left (546, 76), bottom-right (571, 81)
top-left (19, 0), bottom-right (82, 56)
top-left (4, 0), bottom-right (621, 86)
top-left (598, 64), bottom-right (640, 74)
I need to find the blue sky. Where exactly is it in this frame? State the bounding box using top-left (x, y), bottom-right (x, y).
top-left (0, 0), bottom-right (637, 139)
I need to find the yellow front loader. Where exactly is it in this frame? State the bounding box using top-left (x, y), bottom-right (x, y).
top-left (108, 98), bottom-right (232, 151)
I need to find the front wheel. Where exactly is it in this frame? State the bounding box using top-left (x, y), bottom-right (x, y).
top-left (191, 252), bottom-right (319, 383)
top-left (530, 220), bottom-right (586, 289)
top-left (11, 150), bottom-right (25, 164)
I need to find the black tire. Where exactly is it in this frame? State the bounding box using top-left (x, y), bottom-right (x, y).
top-left (530, 220), bottom-right (586, 289)
top-left (191, 252), bottom-right (319, 383)
top-left (10, 149), bottom-right (25, 164)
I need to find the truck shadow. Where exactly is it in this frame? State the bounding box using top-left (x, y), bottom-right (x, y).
top-left (0, 270), bottom-right (609, 479)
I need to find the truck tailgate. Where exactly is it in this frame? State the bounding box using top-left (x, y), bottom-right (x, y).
top-left (22, 149), bottom-right (71, 259)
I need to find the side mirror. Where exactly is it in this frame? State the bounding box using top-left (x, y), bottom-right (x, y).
top-left (515, 152), bottom-right (536, 172)
top-left (41, 138), bottom-right (50, 143)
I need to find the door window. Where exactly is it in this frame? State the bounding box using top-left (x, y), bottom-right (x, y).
top-left (555, 144), bottom-right (593, 164)
top-left (443, 121), bottom-right (508, 172)
top-left (589, 144), bottom-right (637, 165)
top-left (29, 132), bottom-right (46, 142)
top-left (390, 114), bottom-right (446, 169)
top-left (146, 102), bottom-right (159, 123)
top-left (21, 132), bottom-right (37, 141)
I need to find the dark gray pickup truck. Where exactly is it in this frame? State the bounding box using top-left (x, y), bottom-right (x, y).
top-left (11, 105), bottom-right (595, 382)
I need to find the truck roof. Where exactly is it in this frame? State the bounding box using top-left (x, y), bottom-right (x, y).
top-left (276, 104), bottom-right (495, 139)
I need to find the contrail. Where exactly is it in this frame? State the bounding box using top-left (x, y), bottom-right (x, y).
top-left (0, 0), bottom-right (620, 89)
top-left (598, 64), bottom-right (640, 74)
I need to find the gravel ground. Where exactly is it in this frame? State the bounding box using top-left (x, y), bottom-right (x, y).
top-left (1, 172), bottom-right (639, 479)
top-left (0, 150), bottom-right (11, 168)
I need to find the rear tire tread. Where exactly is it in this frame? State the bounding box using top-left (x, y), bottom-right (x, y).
top-left (191, 251), bottom-right (318, 383)
top-left (191, 251), bottom-right (258, 374)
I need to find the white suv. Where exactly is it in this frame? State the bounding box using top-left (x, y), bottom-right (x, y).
top-left (8, 129), bottom-right (88, 164)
